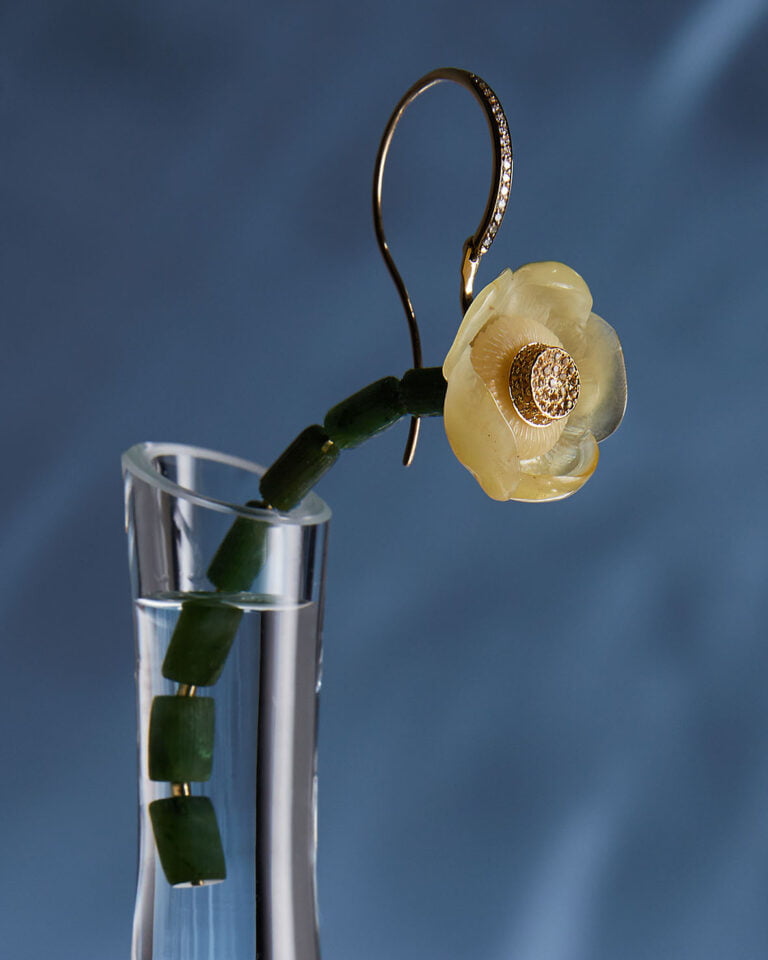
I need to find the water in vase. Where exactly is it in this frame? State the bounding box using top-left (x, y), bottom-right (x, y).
top-left (132, 595), bottom-right (322, 960)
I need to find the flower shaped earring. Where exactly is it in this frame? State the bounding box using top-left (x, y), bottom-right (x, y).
top-left (132, 67), bottom-right (628, 896)
top-left (443, 262), bottom-right (626, 501)
top-left (374, 69), bottom-right (627, 502)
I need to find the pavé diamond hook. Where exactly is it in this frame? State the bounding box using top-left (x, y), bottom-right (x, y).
top-left (372, 67), bottom-right (514, 466)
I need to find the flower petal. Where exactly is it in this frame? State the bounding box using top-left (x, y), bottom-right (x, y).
top-left (510, 423), bottom-right (599, 502)
top-left (443, 268), bottom-right (514, 379)
top-left (444, 350), bottom-right (521, 501)
top-left (510, 264), bottom-right (625, 442)
top-left (566, 313), bottom-right (627, 441)
top-left (470, 312), bottom-right (566, 459)
top-left (510, 262), bottom-right (593, 330)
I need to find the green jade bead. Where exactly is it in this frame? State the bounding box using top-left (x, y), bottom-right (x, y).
top-left (149, 695), bottom-right (215, 782)
top-left (324, 376), bottom-right (406, 449)
top-left (164, 371), bottom-right (444, 686)
top-left (207, 509), bottom-right (268, 593)
top-left (149, 796), bottom-right (226, 887)
top-left (260, 424), bottom-right (339, 512)
top-left (162, 598), bottom-right (243, 686)
top-left (400, 367), bottom-right (447, 416)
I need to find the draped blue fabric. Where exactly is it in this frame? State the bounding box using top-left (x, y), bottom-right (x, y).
top-left (1, 1), bottom-right (767, 957)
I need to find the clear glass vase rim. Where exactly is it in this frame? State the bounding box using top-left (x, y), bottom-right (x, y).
top-left (122, 441), bottom-right (331, 526)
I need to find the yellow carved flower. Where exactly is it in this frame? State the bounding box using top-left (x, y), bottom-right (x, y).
top-left (443, 262), bottom-right (626, 502)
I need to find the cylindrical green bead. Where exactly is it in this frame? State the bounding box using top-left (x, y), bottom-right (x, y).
top-left (162, 598), bottom-right (243, 686)
top-left (323, 376), bottom-right (406, 448)
top-left (207, 514), bottom-right (268, 593)
top-left (259, 425), bottom-right (339, 512)
top-left (149, 796), bottom-right (226, 886)
top-left (399, 367), bottom-right (447, 416)
top-left (149, 696), bottom-right (215, 782)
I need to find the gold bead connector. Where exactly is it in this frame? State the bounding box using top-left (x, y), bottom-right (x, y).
top-left (508, 343), bottom-right (580, 426)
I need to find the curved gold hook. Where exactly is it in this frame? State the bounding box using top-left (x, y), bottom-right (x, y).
top-left (372, 68), bottom-right (514, 466)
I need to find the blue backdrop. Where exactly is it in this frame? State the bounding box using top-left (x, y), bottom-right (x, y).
top-left (2, 1), bottom-right (768, 958)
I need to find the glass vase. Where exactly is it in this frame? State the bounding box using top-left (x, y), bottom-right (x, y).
top-left (122, 442), bottom-right (330, 960)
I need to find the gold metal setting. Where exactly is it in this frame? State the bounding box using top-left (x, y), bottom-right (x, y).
top-left (508, 343), bottom-right (580, 426)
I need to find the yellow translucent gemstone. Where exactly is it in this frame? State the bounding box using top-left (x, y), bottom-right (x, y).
top-left (443, 268), bottom-right (517, 379)
top-left (443, 350), bottom-right (521, 501)
top-left (561, 312), bottom-right (627, 441)
top-left (469, 313), bottom-right (566, 459)
top-left (512, 424), bottom-right (599, 502)
top-left (442, 263), bottom-right (625, 503)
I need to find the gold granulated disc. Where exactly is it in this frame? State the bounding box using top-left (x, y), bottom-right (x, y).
top-left (508, 343), bottom-right (580, 426)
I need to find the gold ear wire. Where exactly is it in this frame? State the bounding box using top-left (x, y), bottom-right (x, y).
top-left (372, 68), bottom-right (514, 466)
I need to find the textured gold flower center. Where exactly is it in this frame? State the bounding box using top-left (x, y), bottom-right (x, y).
top-left (508, 343), bottom-right (580, 426)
